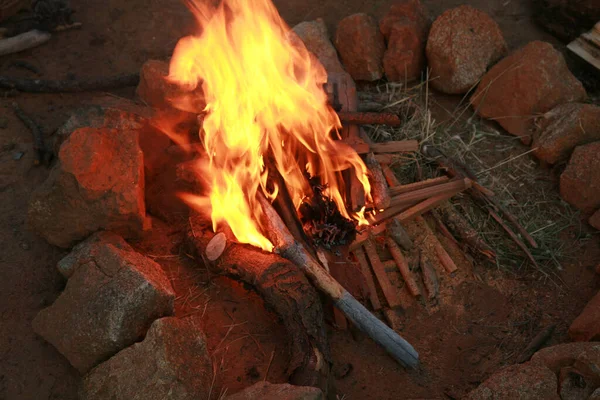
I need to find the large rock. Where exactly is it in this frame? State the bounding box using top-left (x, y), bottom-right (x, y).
top-left (560, 141), bottom-right (600, 213)
top-left (334, 13), bottom-right (385, 81)
top-left (32, 232), bottom-right (175, 373)
top-left (569, 290), bottom-right (600, 342)
top-left (533, 103), bottom-right (600, 164)
top-left (379, 0), bottom-right (430, 82)
top-left (470, 41), bottom-right (586, 144)
top-left (81, 317), bottom-right (212, 400)
top-left (465, 362), bottom-right (559, 400)
top-left (558, 366), bottom-right (597, 400)
top-left (426, 5), bottom-right (507, 94)
top-left (292, 19), bottom-right (345, 75)
top-left (28, 123), bottom-right (148, 248)
top-left (227, 381), bottom-right (323, 400)
top-left (532, 342), bottom-right (600, 380)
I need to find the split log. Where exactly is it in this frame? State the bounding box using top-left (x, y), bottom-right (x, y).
top-left (0, 73), bottom-right (140, 92)
top-left (365, 153), bottom-right (391, 210)
top-left (417, 216), bottom-right (458, 274)
top-left (352, 248), bottom-right (382, 310)
top-left (186, 216), bottom-right (331, 390)
top-left (363, 240), bottom-right (401, 308)
top-left (349, 222), bottom-right (387, 251)
top-left (389, 178), bottom-right (470, 209)
top-left (0, 30), bottom-right (51, 56)
top-left (337, 111), bottom-right (402, 126)
top-left (257, 194), bottom-right (419, 368)
top-left (420, 254), bottom-right (439, 300)
top-left (375, 153), bottom-right (409, 165)
top-left (381, 164), bottom-right (401, 187)
top-left (386, 238), bottom-right (420, 297)
top-left (389, 176), bottom-right (450, 196)
top-left (387, 218), bottom-right (413, 251)
top-left (369, 140), bottom-right (419, 154)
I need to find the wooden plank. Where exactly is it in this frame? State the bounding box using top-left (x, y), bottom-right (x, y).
top-left (353, 247), bottom-right (382, 310)
top-left (363, 240), bottom-right (401, 308)
top-left (417, 216), bottom-right (458, 274)
top-left (389, 176), bottom-right (450, 196)
top-left (388, 178), bottom-right (470, 209)
top-left (370, 140), bottom-right (419, 154)
top-left (386, 238), bottom-right (420, 297)
top-left (382, 164), bottom-right (401, 187)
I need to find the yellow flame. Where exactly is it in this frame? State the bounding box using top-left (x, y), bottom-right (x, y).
top-left (167, 0), bottom-right (370, 251)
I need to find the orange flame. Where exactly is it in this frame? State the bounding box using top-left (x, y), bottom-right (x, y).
top-left (167, 0), bottom-right (371, 251)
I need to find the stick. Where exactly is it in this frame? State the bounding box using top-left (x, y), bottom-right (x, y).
top-left (12, 102), bottom-right (49, 165)
top-left (257, 194), bottom-right (419, 368)
top-left (387, 218), bottom-right (413, 251)
top-left (353, 248), bottom-right (382, 310)
top-left (389, 176), bottom-right (450, 196)
top-left (420, 255), bottom-right (439, 300)
top-left (516, 324), bottom-right (556, 363)
top-left (370, 140), bottom-right (419, 154)
top-left (363, 240), bottom-right (401, 307)
top-left (388, 179), bottom-right (470, 209)
top-left (0, 73), bottom-right (140, 92)
top-left (349, 222), bottom-right (387, 251)
top-left (337, 111), bottom-right (402, 126)
top-left (375, 154), bottom-right (409, 165)
top-left (382, 164), bottom-right (401, 187)
top-left (417, 216), bottom-right (458, 274)
top-left (0, 30), bottom-right (51, 56)
top-left (386, 238), bottom-right (420, 297)
top-left (436, 204), bottom-right (496, 259)
top-left (365, 153), bottom-right (391, 210)
top-left (489, 210), bottom-right (540, 268)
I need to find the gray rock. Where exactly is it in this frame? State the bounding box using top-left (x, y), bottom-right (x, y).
top-left (33, 232), bottom-right (175, 373)
top-left (226, 381), bottom-right (324, 400)
top-left (81, 317), bottom-right (212, 400)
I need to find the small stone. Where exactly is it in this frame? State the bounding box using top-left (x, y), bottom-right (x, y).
top-left (28, 124), bottom-right (147, 248)
top-left (470, 41), bottom-right (586, 144)
top-left (379, 0), bottom-right (430, 83)
top-left (426, 5), bottom-right (507, 94)
top-left (559, 141), bottom-right (600, 213)
top-left (81, 317), bottom-right (212, 400)
top-left (33, 232), bottom-right (175, 373)
top-left (465, 362), bottom-right (559, 400)
top-left (226, 381), bottom-right (323, 400)
top-left (533, 103), bottom-right (600, 164)
top-left (589, 210), bottom-right (600, 230)
top-left (568, 290), bottom-right (600, 342)
top-left (334, 13), bottom-right (385, 81)
top-left (291, 19), bottom-right (345, 75)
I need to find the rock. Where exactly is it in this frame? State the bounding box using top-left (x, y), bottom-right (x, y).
top-left (292, 19), bottom-right (345, 75)
top-left (33, 232), bottom-right (175, 373)
top-left (379, 0), bottom-right (430, 82)
top-left (590, 210), bottom-right (600, 230)
top-left (28, 124), bottom-right (148, 248)
top-left (590, 387), bottom-right (600, 400)
top-left (558, 367), bottom-right (596, 400)
top-left (81, 317), bottom-right (212, 400)
top-left (532, 342), bottom-right (600, 381)
top-left (226, 381), bottom-right (323, 400)
top-left (334, 14), bottom-right (385, 81)
top-left (470, 41), bottom-right (586, 144)
top-left (569, 290), bottom-right (600, 342)
top-left (533, 103), bottom-right (600, 164)
top-left (465, 362), bottom-right (559, 400)
top-left (426, 5), bottom-right (507, 94)
top-left (560, 141), bottom-right (600, 213)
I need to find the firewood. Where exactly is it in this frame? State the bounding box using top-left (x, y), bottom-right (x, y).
top-left (375, 153), bottom-right (408, 165)
top-left (352, 248), bottom-right (382, 310)
top-left (381, 164), bottom-right (401, 187)
top-left (205, 232), bottom-right (227, 261)
top-left (568, 22), bottom-right (600, 71)
top-left (349, 222), bottom-right (387, 251)
top-left (383, 260), bottom-right (397, 272)
top-left (365, 153), bottom-right (391, 210)
top-left (389, 176), bottom-right (450, 196)
top-left (488, 210), bottom-right (540, 269)
top-left (12, 102), bottom-right (50, 165)
top-left (0, 73), bottom-right (140, 92)
top-left (420, 254), bottom-right (439, 300)
top-left (363, 240), bottom-right (401, 308)
top-left (370, 140), bottom-right (419, 154)
top-left (337, 111), bottom-right (402, 126)
top-left (387, 218), bottom-right (413, 251)
top-left (257, 194), bottom-right (418, 368)
top-left (417, 216), bottom-right (458, 274)
top-left (389, 178), bottom-right (470, 209)
top-left (386, 238), bottom-right (420, 297)
top-left (0, 30), bottom-right (51, 56)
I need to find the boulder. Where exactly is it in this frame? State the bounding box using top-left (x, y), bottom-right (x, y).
top-left (533, 103), bottom-right (600, 164)
top-left (569, 290), bottom-right (600, 342)
top-left (426, 5), bottom-right (507, 94)
top-left (81, 317), bottom-right (212, 400)
top-left (470, 41), bottom-right (586, 144)
top-left (558, 367), bottom-right (597, 400)
top-left (291, 19), bottom-right (345, 75)
top-left (560, 141), bottom-right (600, 213)
top-left (226, 381), bottom-right (324, 400)
top-left (33, 232), bottom-right (175, 373)
top-left (590, 210), bottom-right (600, 230)
top-left (532, 342), bottom-right (600, 382)
top-left (28, 124), bottom-right (148, 248)
top-left (465, 362), bottom-right (559, 399)
top-left (334, 13), bottom-right (385, 81)
top-left (379, 0), bottom-right (430, 82)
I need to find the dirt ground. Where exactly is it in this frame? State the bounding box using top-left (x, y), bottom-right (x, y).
top-left (0, 0), bottom-right (598, 399)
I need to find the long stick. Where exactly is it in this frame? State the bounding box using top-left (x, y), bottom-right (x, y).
top-left (0, 73), bottom-right (140, 92)
top-left (337, 111), bottom-right (402, 126)
top-left (257, 194), bottom-right (419, 368)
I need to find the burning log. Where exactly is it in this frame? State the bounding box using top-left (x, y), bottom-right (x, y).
top-left (337, 111), bottom-right (402, 126)
top-left (186, 218), bottom-right (331, 391)
top-left (0, 73), bottom-right (140, 92)
top-left (257, 194), bottom-right (419, 368)
top-left (363, 240), bottom-right (401, 308)
top-left (386, 238), bottom-right (420, 297)
top-left (365, 153), bottom-right (391, 210)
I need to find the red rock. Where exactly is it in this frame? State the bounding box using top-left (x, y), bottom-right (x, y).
top-left (465, 362), bottom-right (559, 400)
top-left (590, 210), bottom-right (600, 230)
top-left (426, 5), bottom-right (507, 94)
top-left (379, 0), bottom-right (430, 83)
top-left (226, 381), bottom-right (324, 400)
top-left (471, 41), bottom-right (586, 144)
top-left (533, 103), bottom-right (600, 164)
top-left (28, 124), bottom-right (148, 248)
top-left (531, 342), bottom-right (600, 385)
top-left (334, 13), bottom-right (385, 81)
top-left (569, 290), bottom-right (600, 342)
top-left (33, 232), bottom-right (175, 373)
top-left (560, 141), bottom-right (600, 213)
top-left (558, 367), bottom-right (596, 400)
top-left (80, 317), bottom-right (212, 400)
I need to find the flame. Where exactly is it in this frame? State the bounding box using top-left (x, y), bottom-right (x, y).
top-left (167, 0), bottom-right (371, 251)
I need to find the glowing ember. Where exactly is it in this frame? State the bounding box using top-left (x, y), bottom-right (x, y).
top-left (167, 0), bottom-right (371, 251)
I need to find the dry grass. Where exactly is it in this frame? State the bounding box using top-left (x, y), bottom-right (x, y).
top-left (359, 78), bottom-right (592, 272)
